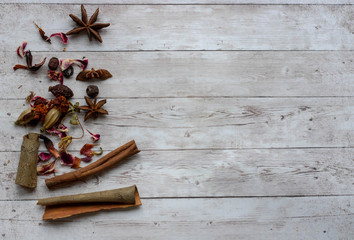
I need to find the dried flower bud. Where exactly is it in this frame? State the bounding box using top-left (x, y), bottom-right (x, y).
top-left (15, 108), bottom-right (34, 125)
top-left (41, 108), bottom-right (61, 131)
top-left (48, 57), bottom-right (59, 70)
top-left (86, 85), bottom-right (99, 98)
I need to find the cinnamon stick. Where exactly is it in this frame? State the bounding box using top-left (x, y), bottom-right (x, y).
top-left (15, 133), bottom-right (40, 188)
top-left (37, 185), bottom-right (141, 220)
top-left (45, 140), bottom-right (139, 189)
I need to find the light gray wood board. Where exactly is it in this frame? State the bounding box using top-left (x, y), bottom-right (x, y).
top-left (3, 51), bottom-right (354, 98)
top-left (2, 97), bottom-right (353, 151)
top-left (1, 4), bottom-right (353, 51)
top-left (1, 197), bottom-right (353, 240)
top-left (3, 0), bottom-right (354, 4)
top-left (1, 148), bottom-right (353, 200)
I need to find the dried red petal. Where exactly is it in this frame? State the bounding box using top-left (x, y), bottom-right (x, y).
top-left (38, 152), bottom-right (52, 162)
top-left (60, 58), bottom-right (88, 71)
top-left (71, 157), bottom-right (81, 169)
top-left (81, 156), bottom-right (92, 162)
top-left (59, 151), bottom-right (74, 166)
top-left (30, 96), bottom-right (49, 107)
top-left (80, 143), bottom-right (94, 155)
top-left (16, 42), bottom-right (27, 58)
top-left (86, 129), bottom-right (100, 143)
top-left (37, 160), bottom-right (56, 175)
top-left (47, 32), bottom-right (68, 44)
top-left (46, 124), bottom-right (68, 138)
top-left (39, 135), bottom-right (60, 159)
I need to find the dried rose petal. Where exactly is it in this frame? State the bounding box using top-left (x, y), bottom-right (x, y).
top-left (60, 58), bottom-right (88, 72)
top-left (71, 157), bottom-right (81, 169)
top-left (37, 160), bottom-right (56, 175)
top-left (47, 32), bottom-right (68, 44)
top-left (30, 96), bottom-right (49, 107)
top-left (16, 42), bottom-right (27, 58)
top-left (59, 151), bottom-right (74, 166)
top-left (80, 143), bottom-right (94, 156)
top-left (57, 124), bottom-right (68, 132)
top-left (38, 152), bottom-right (52, 162)
top-left (46, 125), bottom-right (68, 138)
top-left (39, 135), bottom-right (60, 159)
top-left (47, 71), bottom-right (64, 84)
top-left (86, 129), bottom-right (100, 143)
top-left (47, 70), bottom-right (62, 84)
top-left (81, 156), bottom-right (92, 162)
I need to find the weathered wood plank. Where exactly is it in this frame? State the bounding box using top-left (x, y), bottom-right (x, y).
top-left (3, 51), bottom-right (354, 99)
top-left (2, 97), bottom-right (353, 151)
top-left (1, 5), bottom-right (353, 51)
top-left (0, 197), bottom-right (353, 239)
top-left (2, 0), bottom-right (354, 4)
top-left (1, 148), bottom-right (353, 200)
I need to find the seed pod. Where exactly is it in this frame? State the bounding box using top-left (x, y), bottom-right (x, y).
top-left (48, 57), bottom-right (59, 70)
top-left (86, 85), bottom-right (99, 98)
top-left (49, 84), bottom-right (74, 99)
top-left (62, 65), bottom-right (74, 78)
top-left (15, 108), bottom-right (34, 125)
top-left (41, 108), bottom-right (61, 132)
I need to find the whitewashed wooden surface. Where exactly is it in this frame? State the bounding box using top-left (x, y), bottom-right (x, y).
top-left (0, 2), bottom-right (353, 240)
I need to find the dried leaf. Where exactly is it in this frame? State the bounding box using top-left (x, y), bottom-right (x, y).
top-left (34, 22), bottom-right (51, 43)
top-left (26, 91), bottom-right (35, 103)
top-left (39, 135), bottom-right (60, 159)
top-left (13, 64), bottom-right (28, 71)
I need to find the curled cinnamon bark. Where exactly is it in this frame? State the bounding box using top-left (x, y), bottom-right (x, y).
top-left (45, 140), bottom-right (139, 189)
top-left (38, 185), bottom-right (141, 220)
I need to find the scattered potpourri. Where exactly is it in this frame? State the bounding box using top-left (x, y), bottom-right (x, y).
top-left (13, 5), bottom-right (112, 176)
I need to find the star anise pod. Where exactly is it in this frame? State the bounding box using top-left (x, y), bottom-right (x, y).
top-left (76, 68), bottom-right (112, 81)
top-left (79, 96), bottom-right (108, 121)
top-left (66, 5), bottom-right (110, 43)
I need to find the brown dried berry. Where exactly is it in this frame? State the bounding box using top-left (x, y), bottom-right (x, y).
top-left (86, 85), bottom-right (99, 98)
top-left (62, 65), bottom-right (74, 78)
top-left (48, 57), bottom-right (59, 70)
top-left (49, 84), bottom-right (74, 99)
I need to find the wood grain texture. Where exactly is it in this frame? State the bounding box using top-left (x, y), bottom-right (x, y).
top-left (2, 98), bottom-right (353, 151)
top-left (1, 4), bottom-right (353, 51)
top-left (0, 197), bottom-right (353, 239)
top-left (3, 51), bottom-right (354, 99)
top-left (1, 148), bottom-right (353, 200)
top-left (2, 0), bottom-right (354, 4)
top-left (1, 2), bottom-right (353, 239)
